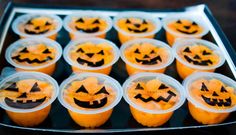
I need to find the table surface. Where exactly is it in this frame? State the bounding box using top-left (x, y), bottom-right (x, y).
top-left (0, 0), bottom-right (236, 134)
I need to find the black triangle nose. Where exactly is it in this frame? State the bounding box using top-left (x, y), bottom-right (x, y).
top-left (184, 26), bottom-right (190, 29)
top-left (18, 92), bottom-right (27, 98)
top-left (86, 53), bottom-right (94, 58)
top-left (193, 55), bottom-right (201, 59)
top-left (35, 26), bottom-right (40, 30)
top-left (143, 55), bottom-right (150, 58)
top-left (212, 91), bottom-right (219, 96)
top-left (134, 24), bottom-right (141, 28)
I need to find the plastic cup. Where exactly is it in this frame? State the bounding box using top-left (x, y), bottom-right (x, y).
top-left (58, 72), bottom-right (122, 128)
top-left (183, 72), bottom-right (236, 124)
top-left (0, 72), bottom-right (59, 127)
top-left (63, 11), bottom-right (112, 40)
top-left (120, 38), bottom-right (174, 76)
top-left (162, 14), bottom-right (209, 46)
top-left (12, 14), bottom-right (62, 40)
top-left (173, 38), bottom-right (225, 79)
top-left (5, 37), bottom-right (62, 75)
top-left (63, 38), bottom-right (120, 75)
top-left (113, 11), bottom-right (162, 44)
top-left (123, 72), bottom-right (185, 127)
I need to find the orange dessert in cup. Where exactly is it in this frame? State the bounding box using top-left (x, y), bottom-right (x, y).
top-left (63, 11), bottom-right (112, 39)
top-left (183, 72), bottom-right (236, 124)
top-left (5, 37), bottom-right (62, 75)
top-left (0, 72), bottom-right (59, 127)
top-left (120, 38), bottom-right (174, 75)
top-left (12, 14), bottom-right (62, 40)
top-left (113, 11), bottom-right (162, 44)
top-left (58, 72), bottom-right (122, 128)
top-left (123, 72), bottom-right (185, 127)
top-left (173, 38), bottom-right (225, 79)
top-left (162, 14), bottom-right (209, 46)
top-left (63, 38), bottom-right (119, 75)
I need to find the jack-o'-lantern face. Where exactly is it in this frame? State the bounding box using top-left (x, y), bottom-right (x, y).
top-left (128, 79), bottom-right (179, 110)
top-left (168, 19), bottom-right (203, 35)
top-left (190, 79), bottom-right (236, 109)
top-left (69, 17), bottom-right (108, 33)
top-left (179, 44), bottom-right (219, 66)
top-left (0, 79), bottom-right (53, 109)
top-left (69, 42), bottom-right (114, 67)
top-left (124, 42), bottom-right (169, 66)
top-left (11, 44), bottom-right (56, 66)
top-left (64, 77), bottom-right (116, 109)
top-left (20, 16), bottom-right (56, 35)
top-left (117, 18), bottom-right (155, 34)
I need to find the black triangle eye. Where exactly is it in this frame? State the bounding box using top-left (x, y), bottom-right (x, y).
top-left (201, 82), bottom-right (209, 91)
top-left (134, 48), bottom-right (141, 54)
top-left (95, 86), bottom-right (109, 95)
top-left (45, 21), bottom-right (52, 26)
top-left (183, 47), bottom-right (191, 53)
top-left (76, 48), bottom-right (84, 53)
top-left (150, 50), bottom-right (155, 54)
top-left (30, 83), bottom-right (41, 92)
top-left (176, 20), bottom-right (182, 24)
top-left (220, 86), bottom-right (228, 93)
top-left (42, 48), bottom-right (51, 54)
top-left (20, 47), bottom-right (29, 53)
top-left (5, 83), bottom-right (19, 92)
top-left (158, 83), bottom-right (169, 89)
top-left (76, 85), bottom-right (88, 93)
top-left (93, 19), bottom-right (100, 24)
top-left (135, 83), bottom-right (144, 90)
top-left (143, 20), bottom-right (148, 24)
top-left (26, 20), bottom-right (33, 25)
top-left (192, 21), bottom-right (198, 26)
top-left (202, 50), bottom-right (211, 55)
top-left (97, 50), bottom-right (104, 55)
top-left (126, 19), bottom-right (131, 24)
top-left (76, 18), bottom-right (84, 23)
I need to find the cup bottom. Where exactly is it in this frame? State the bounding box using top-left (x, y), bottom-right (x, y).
top-left (130, 106), bottom-right (173, 127)
top-left (118, 32), bottom-right (154, 44)
top-left (126, 64), bottom-right (165, 76)
top-left (68, 109), bottom-right (113, 128)
top-left (6, 105), bottom-right (51, 127)
top-left (71, 66), bottom-right (112, 75)
top-left (15, 63), bottom-right (56, 75)
top-left (188, 102), bottom-right (230, 125)
top-left (20, 33), bottom-right (58, 40)
top-left (69, 33), bottom-right (106, 40)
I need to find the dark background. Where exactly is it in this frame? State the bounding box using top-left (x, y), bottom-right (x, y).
top-left (0, 0), bottom-right (236, 135)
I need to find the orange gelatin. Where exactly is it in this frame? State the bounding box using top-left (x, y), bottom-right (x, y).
top-left (69, 42), bottom-right (114, 75)
top-left (127, 79), bottom-right (179, 127)
top-left (0, 79), bottom-right (54, 126)
top-left (63, 77), bottom-right (117, 128)
top-left (68, 17), bottom-right (108, 39)
top-left (176, 44), bottom-right (220, 79)
top-left (117, 18), bottom-right (156, 44)
top-left (166, 19), bottom-right (204, 45)
top-left (124, 42), bottom-right (170, 75)
top-left (18, 16), bottom-right (58, 40)
top-left (188, 79), bottom-right (236, 124)
top-left (11, 44), bottom-right (57, 75)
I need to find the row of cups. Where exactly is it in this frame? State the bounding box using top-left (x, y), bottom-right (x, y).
top-left (12, 11), bottom-right (209, 45)
top-left (5, 37), bottom-right (225, 79)
top-left (0, 71), bottom-right (236, 128)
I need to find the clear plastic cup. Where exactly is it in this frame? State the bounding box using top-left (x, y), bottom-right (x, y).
top-left (58, 72), bottom-right (123, 128)
top-left (173, 38), bottom-right (225, 79)
top-left (113, 11), bottom-right (162, 44)
top-left (0, 71), bottom-right (59, 127)
top-left (12, 14), bottom-right (62, 40)
top-left (63, 11), bottom-right (112, 40)
top-left (162, 14), bottom-right (209, 46)
top-left (120, 38), bottom-right (174, 76)
top-left (183, 72), bottom-right (236, 124)
top-left (5, 37), bottom-right (62, 75)
top-left (123, 72), bottom-right (185, 127)
top-left (63, 38), bottom-right (120, 75)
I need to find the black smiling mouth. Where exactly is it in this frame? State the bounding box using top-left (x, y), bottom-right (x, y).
top-left (5, 97), bottom-right (46, 109)
top-left (201, 95), bottom-right (231, 107)
top-left (24, 29), bottom-right (50, 35)
top-left (128, 27), bottom-right (148, 33)
top-left (135, 55), bottom-right (162, 65)
top-left (184, 55), bottom-right (213, 66)
top-left (75, 26), bottom-right (100, 33)
top-left (12, 55), bottom-right (53, 64)
top-left (176, 29), bottom-right (198, 34)
top-left (77, 57), bottom-right (104, 67)
top-left (74, 97), bottom-right (107, 108)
